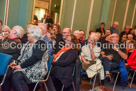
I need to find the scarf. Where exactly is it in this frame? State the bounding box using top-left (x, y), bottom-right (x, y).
top-left (52, 47), bottom-right (72, 62)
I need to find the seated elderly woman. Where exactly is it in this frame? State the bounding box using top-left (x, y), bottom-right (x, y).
top-left (80, 33), bottom-right (105, 85)
top-left (49, 34), bottom-right (80, 91)
top-left (126, 39), bottom-right (136, 69)
top-left (1, 26), bottom-right (48, 91)
top-left (0, 25), bottom-right (24, 59)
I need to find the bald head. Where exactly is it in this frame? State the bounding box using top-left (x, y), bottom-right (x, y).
top-left (113, 21), bottom-right (119, 29)
top-left (38, 23), bottom-right (47, 35)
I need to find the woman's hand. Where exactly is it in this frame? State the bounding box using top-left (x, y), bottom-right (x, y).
top-left (14, 65), bottom-right (22, 70)
top-left (83, 59), bottom-right (91, 65)
top-left (10, 62), bottom-right (17, 69)
top-left (106, 55), bottom-right (113, 60)
top-left (125, 63), bottom-right (128, 66)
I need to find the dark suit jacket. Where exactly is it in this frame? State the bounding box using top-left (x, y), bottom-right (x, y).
top-left (51, 49), bottom-right (78, 88)
top-left (52, 39), bottom-right (65, 54)
top-left (96, 28), bottom-right (105, 34)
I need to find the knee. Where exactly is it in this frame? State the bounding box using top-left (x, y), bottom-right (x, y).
top-left (102, 57), bottom-right (110, 63)
top-left (12, 72), bottom-right (23, 82)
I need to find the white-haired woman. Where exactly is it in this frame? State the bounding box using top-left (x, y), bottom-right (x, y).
top-left (1, 26), bottom-right (48, 91)
top-left (80, 33), bottom-right (105, 86)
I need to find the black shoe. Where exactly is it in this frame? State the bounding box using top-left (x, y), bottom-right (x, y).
top-left (105, 76), bottom-right (111, 82)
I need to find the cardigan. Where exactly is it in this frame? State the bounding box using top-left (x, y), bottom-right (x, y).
top-left (16, 40), bottom-right (48, 83)
top-left (126, 49), bottom-right (136, 69)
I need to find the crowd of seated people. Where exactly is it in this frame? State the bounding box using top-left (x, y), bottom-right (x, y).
top-left (0, 19), bottom-right (136, 91)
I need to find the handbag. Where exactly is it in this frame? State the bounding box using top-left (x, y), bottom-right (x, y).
top-left (82, 59), bottom-right (96, 70)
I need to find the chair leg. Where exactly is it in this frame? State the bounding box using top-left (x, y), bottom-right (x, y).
top-left (113, 72), bottom-right (120, 91)
top-left (130, 70), bottom-right (136, 88)
top-left (61, 85), bottom-right (64, 91)
top-left (92, 74), bottom-right (97, 91)
top-left (43, 82), bottom-right (48, 91)
top-left (33, 81), bottom-right (39, 91)
top-left (72, 82), bottom-right (76, 91)
top-left (128, 72), bottom-right (131, 81)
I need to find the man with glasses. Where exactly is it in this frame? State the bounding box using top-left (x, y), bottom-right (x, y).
top-left (101, 33), bottom-right (128, 86)
top-left (120, 25), bottom-right (131, 39)
top-left (52, 28), bottom-right (71, 55)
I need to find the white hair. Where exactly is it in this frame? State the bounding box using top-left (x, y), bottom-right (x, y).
top-left (28, 25), bottom-right (42, 39)
top-left (113, 21), bottom-right (119, 25)
top-left (14, 26), bottom-right (24, 38)
top-left (90, 33), bottom-right (99, 42)
top-left (38, 23), bottom-right (47, 30)
top-left (73, 30), bottom-right (80, 34)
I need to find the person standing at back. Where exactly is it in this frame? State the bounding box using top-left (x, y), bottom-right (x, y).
top-left (96, 22), bottom-right (105, 37)
top-left (110, 21), bottom-right (119, 34)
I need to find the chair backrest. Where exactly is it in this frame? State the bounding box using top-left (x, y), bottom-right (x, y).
top-left (0, 53), bottom-right (12, 75)
top-left (48, 55), bottom-right (54, 71)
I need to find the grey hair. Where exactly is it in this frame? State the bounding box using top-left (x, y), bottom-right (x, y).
top-left (113, 21), bottom-right (119, 25)
top-left (90, 33), bottom-right (99, 42)
top-left (14, 26), bottom-right (24, 38)
top-left (38, 23), bottom-right (47, 30)
top-left (28, 25), bottom-right (42, 39)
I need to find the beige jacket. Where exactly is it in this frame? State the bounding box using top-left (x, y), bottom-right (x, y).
top-left (86, 58), bottom-right (104, 80)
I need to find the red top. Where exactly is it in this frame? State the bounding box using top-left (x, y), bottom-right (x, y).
top-left (126, 49), bottom-right (136, 69)
top-left (80, 38), bottom-right (84, 43)
top-left (9, 37), bottom-right (20, 40)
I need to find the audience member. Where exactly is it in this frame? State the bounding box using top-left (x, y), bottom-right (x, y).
top-left (0, 25), bottom-right (11, 41)
top-left (73, 30), bottom-right (81, 40)
top-left (41, 14), bottom-right (46, 23)
top-left (81, 33), bottom-right (104, 85)
top-left (120, 34), bottom-right (127, 43)
top-left (127, 33), bottom-right (133, 40)
top-left (120, 25), bottom-right (130, 39)
top-left (126, 39), bottom-right (136, 69)
top-left (33, 15), bottom-right (38, 25)
top-left (110, 21), bottom-right (119, 34)
top-left (129, 28), bottom-right (136, 40)
top-left (101, 33), bottom-right (128, 86)
top-left (1, 25), bottom-right (48, 91)
top-left (101, 29), bottom-right (111, 44)
top-left (52, 24), bottom-right (62, 42)
top-left (52, 28), bottom-right (71, 55)
top-left (50, 34), bottom-right (80, 91)
top-left (46, 29), bottom-right (56, 55)
top-left (81, 30), bottom-right (95, 47)
top-left (79, 30), bottom-right (85, 43)
top-left (21, 24), bottom-right (33, 44)
top-left (96, 22), bottom-right (105, 37)
top-left (0, 25), bottom-right (24, 59)
top-left (45, 13), bottom-right (53, 24)
top-left (38, 23), bottom-right (54, 55)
